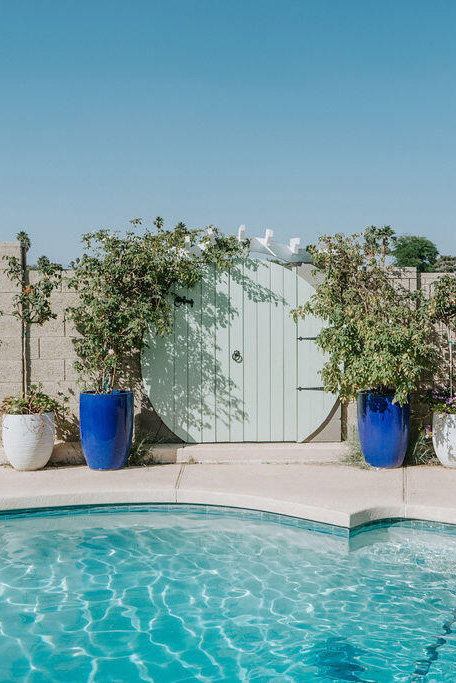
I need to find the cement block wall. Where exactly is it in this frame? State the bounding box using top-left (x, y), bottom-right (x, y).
top-left (0, 243), bottom-right (23, 405)
top-left (1, 241), bottom-right (450, 445)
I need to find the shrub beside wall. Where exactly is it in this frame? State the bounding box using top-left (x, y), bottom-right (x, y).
top-left (0, 241), bottom-right (176, 443)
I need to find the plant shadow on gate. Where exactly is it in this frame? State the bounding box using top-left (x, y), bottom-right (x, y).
top-left (142, 259), bottom-right (287, 441)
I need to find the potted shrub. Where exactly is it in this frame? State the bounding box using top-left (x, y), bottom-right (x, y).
top-left (1, 386), bottom-right (65, 470)
top-left (423, 387), bottom-right (456, 467)
top-left (67, 217), bottom-right (247, 470)
top-left (1, 232), bottom-right (65, 470)
top-left (425, 275), bottom-right (456, 466)
top-left (293, 227), bottom-right (436, 468)
top-left (3, 232), bottom-right (62, 393)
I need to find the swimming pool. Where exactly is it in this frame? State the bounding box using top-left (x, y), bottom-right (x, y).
top-left (0, 504), bottom-right (455, 681)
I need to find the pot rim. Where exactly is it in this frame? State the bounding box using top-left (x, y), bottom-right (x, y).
top-left (80, 391), bottom-right (134, 397)
top-left (1, 411), bottom-right (54, 419)
top-left (357, 389), bottom-right (398, 397)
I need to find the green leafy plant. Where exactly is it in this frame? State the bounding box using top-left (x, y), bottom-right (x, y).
top-left (127, 431), bottom-right (163, 467)
top-left (428, 274), bottom-right (456, 331)
top-left (392, 234), bottom-right (439, 272)
top-left (434, 255), bottom-right (456, 273)
top-left (422, 386), bottom-right (456, 415)
top-left (341, 426), bottom-right (372, 469)
top-left (293, 228), bottom-right (437, 405)
top-left (2, 232), bottom-right (62, 393)
top-left (364, 224), bottom-right (396, 264)
top-left (1, 384), bottom-right (67, 416)
top-left (425, 274), bottom-right (456, 397)
top-left (405, 421), bottom-right (439, 466)
top-left (67, 218), bottom-right (249, 393)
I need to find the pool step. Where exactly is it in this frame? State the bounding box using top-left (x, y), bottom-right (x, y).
top-left (0, 441), bottom-right (348, 467)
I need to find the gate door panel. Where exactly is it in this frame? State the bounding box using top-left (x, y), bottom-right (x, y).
top-left (141, 258), bottom-right (337, 442)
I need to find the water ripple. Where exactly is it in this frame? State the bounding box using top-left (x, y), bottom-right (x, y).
top-left (0, 511), bottom-right (456, 681)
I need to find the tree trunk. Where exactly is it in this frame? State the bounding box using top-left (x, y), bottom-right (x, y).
top-left (19, 242), bottom-right (28, 394)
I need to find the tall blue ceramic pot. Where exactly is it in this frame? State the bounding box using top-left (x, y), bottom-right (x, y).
top-left (80, 391), bottom-right (134, 470)
top-left (357, 391), bottom-right (410, 468)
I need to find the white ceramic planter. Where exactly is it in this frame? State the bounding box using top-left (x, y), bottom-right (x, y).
top-left (432, 412), bottom-right (456, 468)
top-left (2, 412), bottom-right (55, 471)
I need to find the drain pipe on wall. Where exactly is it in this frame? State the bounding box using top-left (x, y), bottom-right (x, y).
top-left (449, 340), bottom-right (453, 399)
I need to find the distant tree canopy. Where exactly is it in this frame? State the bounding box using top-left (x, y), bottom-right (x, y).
top-left (434, 254), bottom-right (456, 273)
top-left (391, 235), bottom-right (439, 272)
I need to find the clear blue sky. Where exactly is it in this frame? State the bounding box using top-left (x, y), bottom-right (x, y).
top-left (1, 0), bottom-right (455, 264)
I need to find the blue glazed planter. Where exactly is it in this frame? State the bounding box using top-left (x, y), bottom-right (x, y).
top-left (80, 391), bottom-right (134, 470)
top-left (357, 391), bottom-right (410, 468)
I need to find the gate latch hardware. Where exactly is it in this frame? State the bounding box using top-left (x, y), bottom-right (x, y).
top-left (232, 350), bottom-right (242, 363)
top-left (297, 336), bottom-right (317, 341)
top-left (297, 386), bottom-right (325, 391)
top-left (173, 295), bottom-right (194, 308)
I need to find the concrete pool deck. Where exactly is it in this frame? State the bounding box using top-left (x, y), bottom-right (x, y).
top-left (0, 442), bottom-right (455, 528)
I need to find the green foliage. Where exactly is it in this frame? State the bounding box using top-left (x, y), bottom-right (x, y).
top-left (1, 385), bottom-right (67, 416)
top-left (392, 234), bottom-right (439, 272)
top-left (293, 229), bottom-right (437, 405)
top-left (364, 225), bottom-right (396, 264)
top-left (341, 427), bottom-right (372, 469)
top-left (427, 274), bottom-right (456, 331)
top-left (16, 230), bottom-right (31, 251)
top-left (435, 255), bottom-right (456, 273)
top-left (425, 274), bottom-right (456, 400)
top-left (422, 386), bottom-right (456, 415)
top-left (405, 423), bottom-right (439, 466)
top-left (67, 218), bottom-right (249, 393)
top-left (127, 432), bottom-right (162, 467)
top-left (3, 234), bottom-right (62, 326)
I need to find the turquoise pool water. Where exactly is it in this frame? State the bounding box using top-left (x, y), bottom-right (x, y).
top-left (1, 505), bottom-right (456, 682)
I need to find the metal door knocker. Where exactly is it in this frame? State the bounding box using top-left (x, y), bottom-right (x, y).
top-left (173, 295), bottom-right (194, 308)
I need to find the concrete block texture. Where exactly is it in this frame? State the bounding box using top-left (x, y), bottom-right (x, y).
top-left (64, 358), bottom-right (79, 381)
top-left (0, 382), bottom-right (22, 403)
top-left (0, 360), bottom-right (22, 383)
top-left (0, 269), bottom-right (21, 293)
top-left (0, 315), bottom-right (21, 337)
top-left (0, 293), bottom-right (17, 316)
top-left (0, 337), bottom-right (39, 360)
top-left (0, 242), bottom-right (22, 258)
top-left (28, 315), bottom-right (65, 337)
top-left (30, 359), bottom-right (65, 382)
top-left (39, 337), bottom-right (76, 360)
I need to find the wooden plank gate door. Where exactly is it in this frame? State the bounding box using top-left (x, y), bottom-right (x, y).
top-left (141, 258), bottom-right (337, 442)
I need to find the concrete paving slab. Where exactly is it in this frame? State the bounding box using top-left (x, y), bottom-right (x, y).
top-left (176, 442), bottom-right (348, 464)
top-left (405, 466), bottom-right (456, 524)
top-left (0, 461), bottom-right (456, 530)
top-left (1, 442), bottom-right (347, 466)
top-left (0, 464), bottom-right (181, 511)
top-left (177, 463), bottom-right (405, 527)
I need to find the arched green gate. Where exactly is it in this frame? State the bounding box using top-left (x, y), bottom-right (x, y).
top-left (141, 258), bottom-right (337, 442)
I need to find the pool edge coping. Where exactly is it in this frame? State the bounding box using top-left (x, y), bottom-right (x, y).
top-left (1, 462), bottom-right (456, 533)
top-left (2, 501), bottom-right (456, 540)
